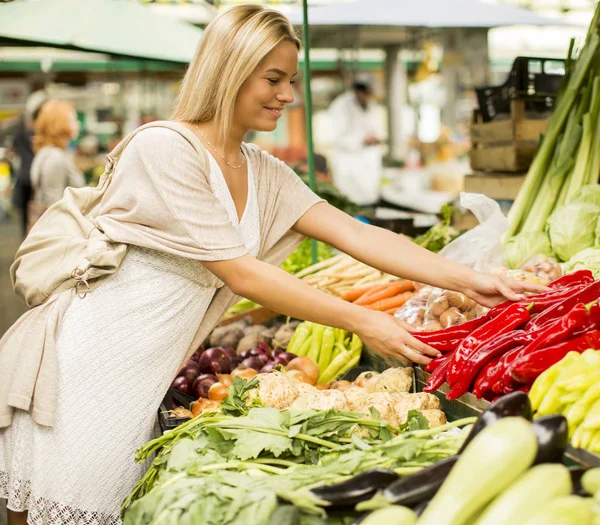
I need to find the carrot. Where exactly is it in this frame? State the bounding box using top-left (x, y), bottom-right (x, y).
top-left (356, 280), bottom-right (414, 306)
top-left (352, 284), bottom-right (388, 305)
top-left (342, 284), bottom-right (380, 302)
top-left (384, 307), bottom-right (401, 315)
top-left (367, 291), bottom-right (415, 312)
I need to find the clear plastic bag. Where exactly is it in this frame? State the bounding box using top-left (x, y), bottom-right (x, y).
top-left (395, 286), bottom-right (485, 331)
top-left (521, 254), bottom-right (562, 282)
top-left (437, 193), bottom-right (509, 271)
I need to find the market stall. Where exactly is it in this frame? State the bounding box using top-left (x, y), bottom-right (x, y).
top-left (117, 4), bottom-right (600, 524)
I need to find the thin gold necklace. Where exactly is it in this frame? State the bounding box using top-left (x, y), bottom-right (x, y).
top-left (194, 125), bottom-right (245, 169)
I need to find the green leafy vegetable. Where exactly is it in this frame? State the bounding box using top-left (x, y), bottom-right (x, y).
top-left (280, 239), bottom-right (334, 275)
top-left (504, 232), bottom-right (557, 269)
top-left (562, 248), bottom-right (600, 279)
top-left (413, 205), bottom-right (461, 253)
top-left (547, 202), bottom-right (600, 261)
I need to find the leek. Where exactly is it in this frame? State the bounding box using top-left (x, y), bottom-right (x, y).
top-left (506, 30), bottom-right (600, 237)
top-left (584, 108), bottom-right (600, 185)
top-left (562, 112), bottom-right (593, 204)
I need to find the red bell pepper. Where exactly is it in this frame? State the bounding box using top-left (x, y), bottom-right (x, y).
top-left (510, 329), bottom-right (600, 384)
top-left (500, 303), bottom-right (592, 388)
top-left (527, 280), bottom-right (600, 331)
top-left (548, 269), bottom-right (594, 289)
top-left (445, 330), bottom-right (525, 400)
top-left (412, 315), bottom-right (491, 352)
top-left (445, 302), bottom-right (531, 386)
top-left (423, 359), bottom-right (451, 393)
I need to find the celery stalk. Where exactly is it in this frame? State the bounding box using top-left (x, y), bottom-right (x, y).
top-left (584, 109), bottom-right (600, 185)
top-left (506, 31), bottom-right (600, 237)
top-left (563, 113), bottom-right (593, 203)
top-left (520, 156), bottom-right (575, 233)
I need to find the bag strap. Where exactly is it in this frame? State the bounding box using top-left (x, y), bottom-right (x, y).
top-left (104, 120), bottom-right (209, 172)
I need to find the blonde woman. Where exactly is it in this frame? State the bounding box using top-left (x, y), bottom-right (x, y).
top-left (1, 5), bottom-right (544, 525)
top-left (28, 100), bottom-right (84, 231)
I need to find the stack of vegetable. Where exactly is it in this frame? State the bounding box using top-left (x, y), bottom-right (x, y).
top-left (280, 238), bottom-right (334, 275)
top-left (123, 375), bottom-right (472, 525)
top-left (287, 322), bottom-right (363, 383)
top-left (419, 270), bottom-right (600, 400)
top-left (358, 393), bottom-right (600, 525)
top-left (342, 280), bottom-right (416, 315)
top-left (295, 253), bottom-right (398, 297)
top-left (505, 3), bottom-right (600, 273)
top-left (413, 204), bottom-right (461, 254)
top-left (530, 349), bottom-right (600, 452)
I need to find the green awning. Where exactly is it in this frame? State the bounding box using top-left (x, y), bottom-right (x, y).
top-left (0, 0), bottom-right (203, 64)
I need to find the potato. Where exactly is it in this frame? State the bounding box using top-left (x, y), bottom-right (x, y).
top-left (209, 325), bottom-right (244, 349)
top-left (439, 307), bottom-right (464, 328)
top-left (429, 298), bottom-right (450, 317)
top-left (422, 320), bottom-right (443, 331)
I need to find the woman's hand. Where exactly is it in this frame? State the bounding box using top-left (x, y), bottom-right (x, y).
top-left (462, 271), bottom-right (550, 309)
top-left (357, 311), bottom-right (441, 365)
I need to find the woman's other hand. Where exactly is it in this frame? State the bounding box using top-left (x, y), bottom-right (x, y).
top-left (357, 311), bottom-right (440, 365)
top-left (462, 271), bottom-right (550, 309)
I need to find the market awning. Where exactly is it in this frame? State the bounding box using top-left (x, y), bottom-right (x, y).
top-left (289, 0), bottom-right (576, 28)
top-left (0, 0), bottom-right (203, 64)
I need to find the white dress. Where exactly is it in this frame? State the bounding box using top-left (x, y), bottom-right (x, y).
top-left (0, 151), bottom-right (260, 525)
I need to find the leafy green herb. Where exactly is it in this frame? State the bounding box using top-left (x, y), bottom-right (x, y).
top-left (413, 204), bottom-right (461, 253)
top-left (221, 377), bottom-right (262, 417)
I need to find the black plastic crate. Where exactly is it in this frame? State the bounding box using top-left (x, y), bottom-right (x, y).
top-left (476, 56), bottom-right (565, 122)
top-left (158, 387), bottom-right (196, 433)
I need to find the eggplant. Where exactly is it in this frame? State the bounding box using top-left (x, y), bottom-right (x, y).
top-left (381, 456), bottom-right (458, 507)
top-left (349, 514), bottom-right (369, 525)
top-left (459, 392), bottom-right (532, 453)
top-left (412, 498), bottom-right (431, 517)
top-left (310, 468), bottom-right (399, 508)
top-left (569, 467), bottom-right (590, 497)
top-left (531, 414), bottom-right (568, 465)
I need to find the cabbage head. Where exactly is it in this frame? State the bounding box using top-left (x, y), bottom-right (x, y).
top-left (570, 184), bottom-right (600, 207)
top-left (547, 202), bottom-right (600, 261)
top-left (562, 248), bottom-right (600, 279)
top-left (504, 231), bottom-right (556, 269)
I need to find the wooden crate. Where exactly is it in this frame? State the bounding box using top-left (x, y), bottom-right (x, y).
top-left (470, 99), bottom-right (548, 172)
top-left (464, 171), bottom-right (526, 201)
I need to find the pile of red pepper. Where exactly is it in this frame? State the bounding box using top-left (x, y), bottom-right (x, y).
top-left (415, 269), bottom-right (600, 401)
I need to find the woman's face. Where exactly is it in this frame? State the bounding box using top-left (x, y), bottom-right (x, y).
top-left (234, 40), bottom-right (299, 134)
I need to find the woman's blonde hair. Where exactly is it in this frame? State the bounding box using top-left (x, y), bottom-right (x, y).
top-left (32, 100), bottom-right (74, 152)
top-left (171, 4), bottom-right (301, 143)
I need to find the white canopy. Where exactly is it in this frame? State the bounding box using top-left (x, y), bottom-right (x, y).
top-left (289, 0), bottom-right (576, 28)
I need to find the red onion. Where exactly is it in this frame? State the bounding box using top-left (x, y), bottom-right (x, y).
top-left (171, 376), bottom-right (192, 395)
top-left (192, 374), bottom-right (218, 399)
top-left (198, 348), bottom-right (230, 375)
top-left (180, 363), bottom-right (201, 382)
top-left (260, 362), bottom-right (278, 374)
top-left (275, 352), bottom-right (296, 366)
top-left (241, 356), bottom-right (264, 371)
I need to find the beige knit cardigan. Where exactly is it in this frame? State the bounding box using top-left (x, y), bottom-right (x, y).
top-left (0, 124), bottom-right (323, 428)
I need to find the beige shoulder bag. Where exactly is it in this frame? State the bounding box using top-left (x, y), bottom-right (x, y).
top-left (11, 121), bottom-right (202, 308)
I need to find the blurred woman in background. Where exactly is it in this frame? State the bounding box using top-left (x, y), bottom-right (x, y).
top-left (28, 100), bottom-right (84, 232)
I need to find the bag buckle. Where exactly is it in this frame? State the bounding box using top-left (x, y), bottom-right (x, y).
top-left (71, 269), bottom-right (91, 299)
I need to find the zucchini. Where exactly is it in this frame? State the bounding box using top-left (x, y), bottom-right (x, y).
top-left (520, 496), bottom-right (593, 525)
top-left (459, 392), bottom-right (532, 453)
top-left (582, 468), bottom-right (600, 496)
top-left (473, 464), bottom-right (572, 525)
top-left (418, 417), bottom-right (537, 525)
top-left (361, 505), bottom-right (416, 525)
